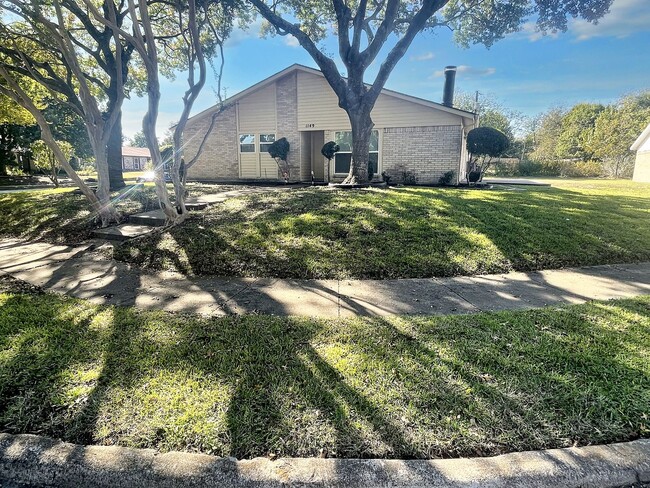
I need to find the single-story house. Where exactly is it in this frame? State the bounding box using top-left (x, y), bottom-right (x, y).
top-left (631, 123), bottom-right (650, 183)
top-left (183, 64), bottom-right (477, 185)
top-left (122, 146), bottom-right (152, 171)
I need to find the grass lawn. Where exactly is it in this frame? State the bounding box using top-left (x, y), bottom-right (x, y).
top-left (115, 178), bottom-right (650, 279)
top-left (0, 182), bottom-right (234, 243)
top-left (0, 275), bottom-right (648, 459)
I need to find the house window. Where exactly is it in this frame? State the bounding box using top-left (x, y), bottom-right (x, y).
top-left (259, 133), bottom-right (275, 154)
top-left (239, 134), bottom-right (255, 153)
top-left (333, 130), bottom-right (379, 175)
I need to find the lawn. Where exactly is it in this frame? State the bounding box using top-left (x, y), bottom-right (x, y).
top-left (0, 275), bottom-right (648, 459)
top-left (114, 178), bottom-right (650, 279)
top-left (0, 182), bottom-right (234, 243)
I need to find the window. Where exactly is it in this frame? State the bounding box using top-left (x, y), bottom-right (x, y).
top-left (239, 134), bottom-right (255, 153)
top-left (260, 133), bottom-right (275, 153)
top-left (333, 130), bottom-right (379, 175)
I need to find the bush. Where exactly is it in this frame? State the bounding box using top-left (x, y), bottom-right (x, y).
top-left (402, 169), bottom-right (418, 185)
top-left (268, 138), bottom-right (290, 162)
top-left (321, 141), bottom-right (339, 161)
top-left (467, 127), bottom-right (510, 158)
top-left (438, 170), bottom-right (455, 185)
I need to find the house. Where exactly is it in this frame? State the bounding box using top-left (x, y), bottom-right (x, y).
top-left (183, 64), bottom-right (477, 185)
top-left (122, 146), bottom-right (152, 171)
top-left (631, 123), bottom-right (650, 183)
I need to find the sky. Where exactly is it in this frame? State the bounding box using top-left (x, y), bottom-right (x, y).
top-left (121, 0), bottom-right (650, 140)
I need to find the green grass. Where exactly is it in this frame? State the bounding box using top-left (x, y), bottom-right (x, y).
top-left (0, 183), bottom-right (234, 243)
top-left (0, 276), bottom-right (648, 458)
top-left (115, 178), bottom-right (650, 279)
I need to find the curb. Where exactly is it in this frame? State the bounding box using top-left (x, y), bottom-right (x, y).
top-left (0, 434), bottom-right (649, 487)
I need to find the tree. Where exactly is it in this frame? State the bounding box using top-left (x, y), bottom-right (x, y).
top-left (556, 103), bottom-right (605, 161)
top-left (529, 107), bottom-right (565, 165)
top-left (0, 123), bottom-right (40, 175)
top-left (590, 92), bottom-right (650, 178)
top-left (31, 139), bottom-right (73, 187)
top-left (0, 4), bottom-right (124, 226)
top-left (85, 0), bottom-right (239, 222)
top-left (130, 131), bottom-right (149, 148)
top-left (248, 0), bottom-right (612, 184)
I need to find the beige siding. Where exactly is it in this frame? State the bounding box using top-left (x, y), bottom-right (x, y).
top-left (633, 151), bottom-right (650, 183)
top-left (239, 153), bottom-right (259, 178)
top-left (238, 83), bottom-right (276, 132)
top-left (260, 153), bottom-right (278, 179)
top-left (297, 71), bottom-right (461, 130)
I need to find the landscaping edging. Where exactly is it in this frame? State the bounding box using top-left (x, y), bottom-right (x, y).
top-left (1, 433), bottom-right (648, 488)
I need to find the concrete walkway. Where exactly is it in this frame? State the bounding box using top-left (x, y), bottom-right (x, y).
top-left (1, 239), bottom-right (649, 317)
top-left (0, 433), bottom-right (648, 487)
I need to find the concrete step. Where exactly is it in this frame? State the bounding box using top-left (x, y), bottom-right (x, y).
top-left (129, 209), bottom-right (167, 227)
top-left (185, 200), bottom-right (209, 210)
top-left (92, 224), bottom-right (155, 242)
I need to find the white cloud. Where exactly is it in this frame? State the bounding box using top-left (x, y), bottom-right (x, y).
top-left (410, 52), bottom-right (435, 62)
top-left (429, 65), bottom-right (496, 79)
top-left (570, 0), bottom-right (650, 40)
top-left (284, 35), bottom-right (300, 47)
top-left (225, 18), bottom-right (264, 47)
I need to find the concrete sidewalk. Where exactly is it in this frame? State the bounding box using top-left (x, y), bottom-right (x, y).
top-left (1, 238), bottom-right (649, 317)
top-left (0, 433), bottom-right (649, 487)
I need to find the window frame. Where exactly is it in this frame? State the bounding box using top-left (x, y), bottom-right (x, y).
top-left (332, 129), bottom-right (380, 177)
top-left (239, 133), bottom-right (256, 153)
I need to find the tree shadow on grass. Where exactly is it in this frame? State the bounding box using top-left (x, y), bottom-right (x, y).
top-left (114, 185), bottom-right (650, 280)
top-left (2, 287), bottom-right (647, 459)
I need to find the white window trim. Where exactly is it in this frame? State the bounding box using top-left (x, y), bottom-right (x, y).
top-left (331, 129), bottom-right (381, 177)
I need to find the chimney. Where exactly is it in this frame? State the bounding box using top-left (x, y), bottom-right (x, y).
top-left (442, 66), bottom-right (457, 107)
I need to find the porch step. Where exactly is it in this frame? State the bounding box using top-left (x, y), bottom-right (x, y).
top-left (129, 209), bottom-right (167, 227)
top-left (92, 224), bottom-right (155, 242)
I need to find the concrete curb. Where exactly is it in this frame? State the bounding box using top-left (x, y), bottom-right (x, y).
top-left (0, 434), bottom-right (648, 487)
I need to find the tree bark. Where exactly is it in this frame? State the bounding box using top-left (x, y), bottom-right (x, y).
top-left (343, 108), bottom-right (374, 184)
top-left (107, 112), bottom-right (125, 190)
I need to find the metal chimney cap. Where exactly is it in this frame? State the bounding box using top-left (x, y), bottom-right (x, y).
top-left (444, 65), bottom-right (457, 72)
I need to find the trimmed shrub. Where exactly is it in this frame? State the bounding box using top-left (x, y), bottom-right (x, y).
top-left (438, 170), bottom-right (455, 186)
top-left (268, 137), bottom-right (290, 162)
top-left (321, 141), bottom-right (339, 161)
top-left (467, 127), bottom-right (510, 157)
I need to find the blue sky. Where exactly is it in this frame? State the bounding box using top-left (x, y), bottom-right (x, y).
top-left (122, 0), bottom-right (650, 140)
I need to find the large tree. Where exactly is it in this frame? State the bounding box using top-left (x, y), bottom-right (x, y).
top-left (589, 92), bottom-right (650, 178)
top-left (0, 3), bottom-right (124, 225)
top-left (85, 0), bottom-right (239, 222)
top-left (248, 0), bottom-right (613, 184)
top-left (0, 0), bottom-right (137, 190)
top-left (556, 102), bottom-right (605, 161)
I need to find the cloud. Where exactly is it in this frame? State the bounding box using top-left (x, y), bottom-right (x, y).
top-left (225, 18), bottom-right (264, 47)
top-left (514, 0), bottom-right (649, 42)
top-left (570, 0), bottom-right (650, 40)
top-left (429, 65), bottom-right (496, 79)
top-left (409, 52), bottom-right (435, 62)
top-left (284, 35), bottom-right (300, 47)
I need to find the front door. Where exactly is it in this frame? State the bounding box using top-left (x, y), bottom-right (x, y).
top-left (310, 131), bottom-right (325, 181)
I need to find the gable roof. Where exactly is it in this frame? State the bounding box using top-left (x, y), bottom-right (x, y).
top-left (122, 146), bottom-right (151, 158)
top-left (187, 64), bottom-right (477, 125)
top-left (631, 123), bottom-right (650, 151)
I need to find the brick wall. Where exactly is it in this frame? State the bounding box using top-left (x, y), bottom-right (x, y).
top-left (276, 73), bottom-right (301, 181)
top-left (382, 125), bottom-right (461, 184)
top-left (184, 105), bottom-right (239, 181)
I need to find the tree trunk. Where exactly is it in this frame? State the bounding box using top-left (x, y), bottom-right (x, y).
top-left (343, 109), bottom-right (373, 185)
top-left (107, 112), bottom-right (125, 190)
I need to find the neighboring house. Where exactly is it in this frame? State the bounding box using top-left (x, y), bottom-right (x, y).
top-left (122, 146), bottom-right (152, 171)
top-left (183, 64), bottom-right (477, 185)
top-left (631, 123), bottom-right (650, 183)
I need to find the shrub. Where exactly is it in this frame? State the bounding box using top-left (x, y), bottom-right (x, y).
top-left (466, 127), bottom-right (510, 184)
top-left (381, 171), bottom-right (391, 184)
top-left (320, 141), bottom-right (339, 161)
top-left (438, 170), bottom-right (455, 186)
top-left (402, 169), bottom-right (418, 185)
top-left (268, 137), bottom-right (290, 162)
top-left (268, 137), bottom-right (291, 181)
